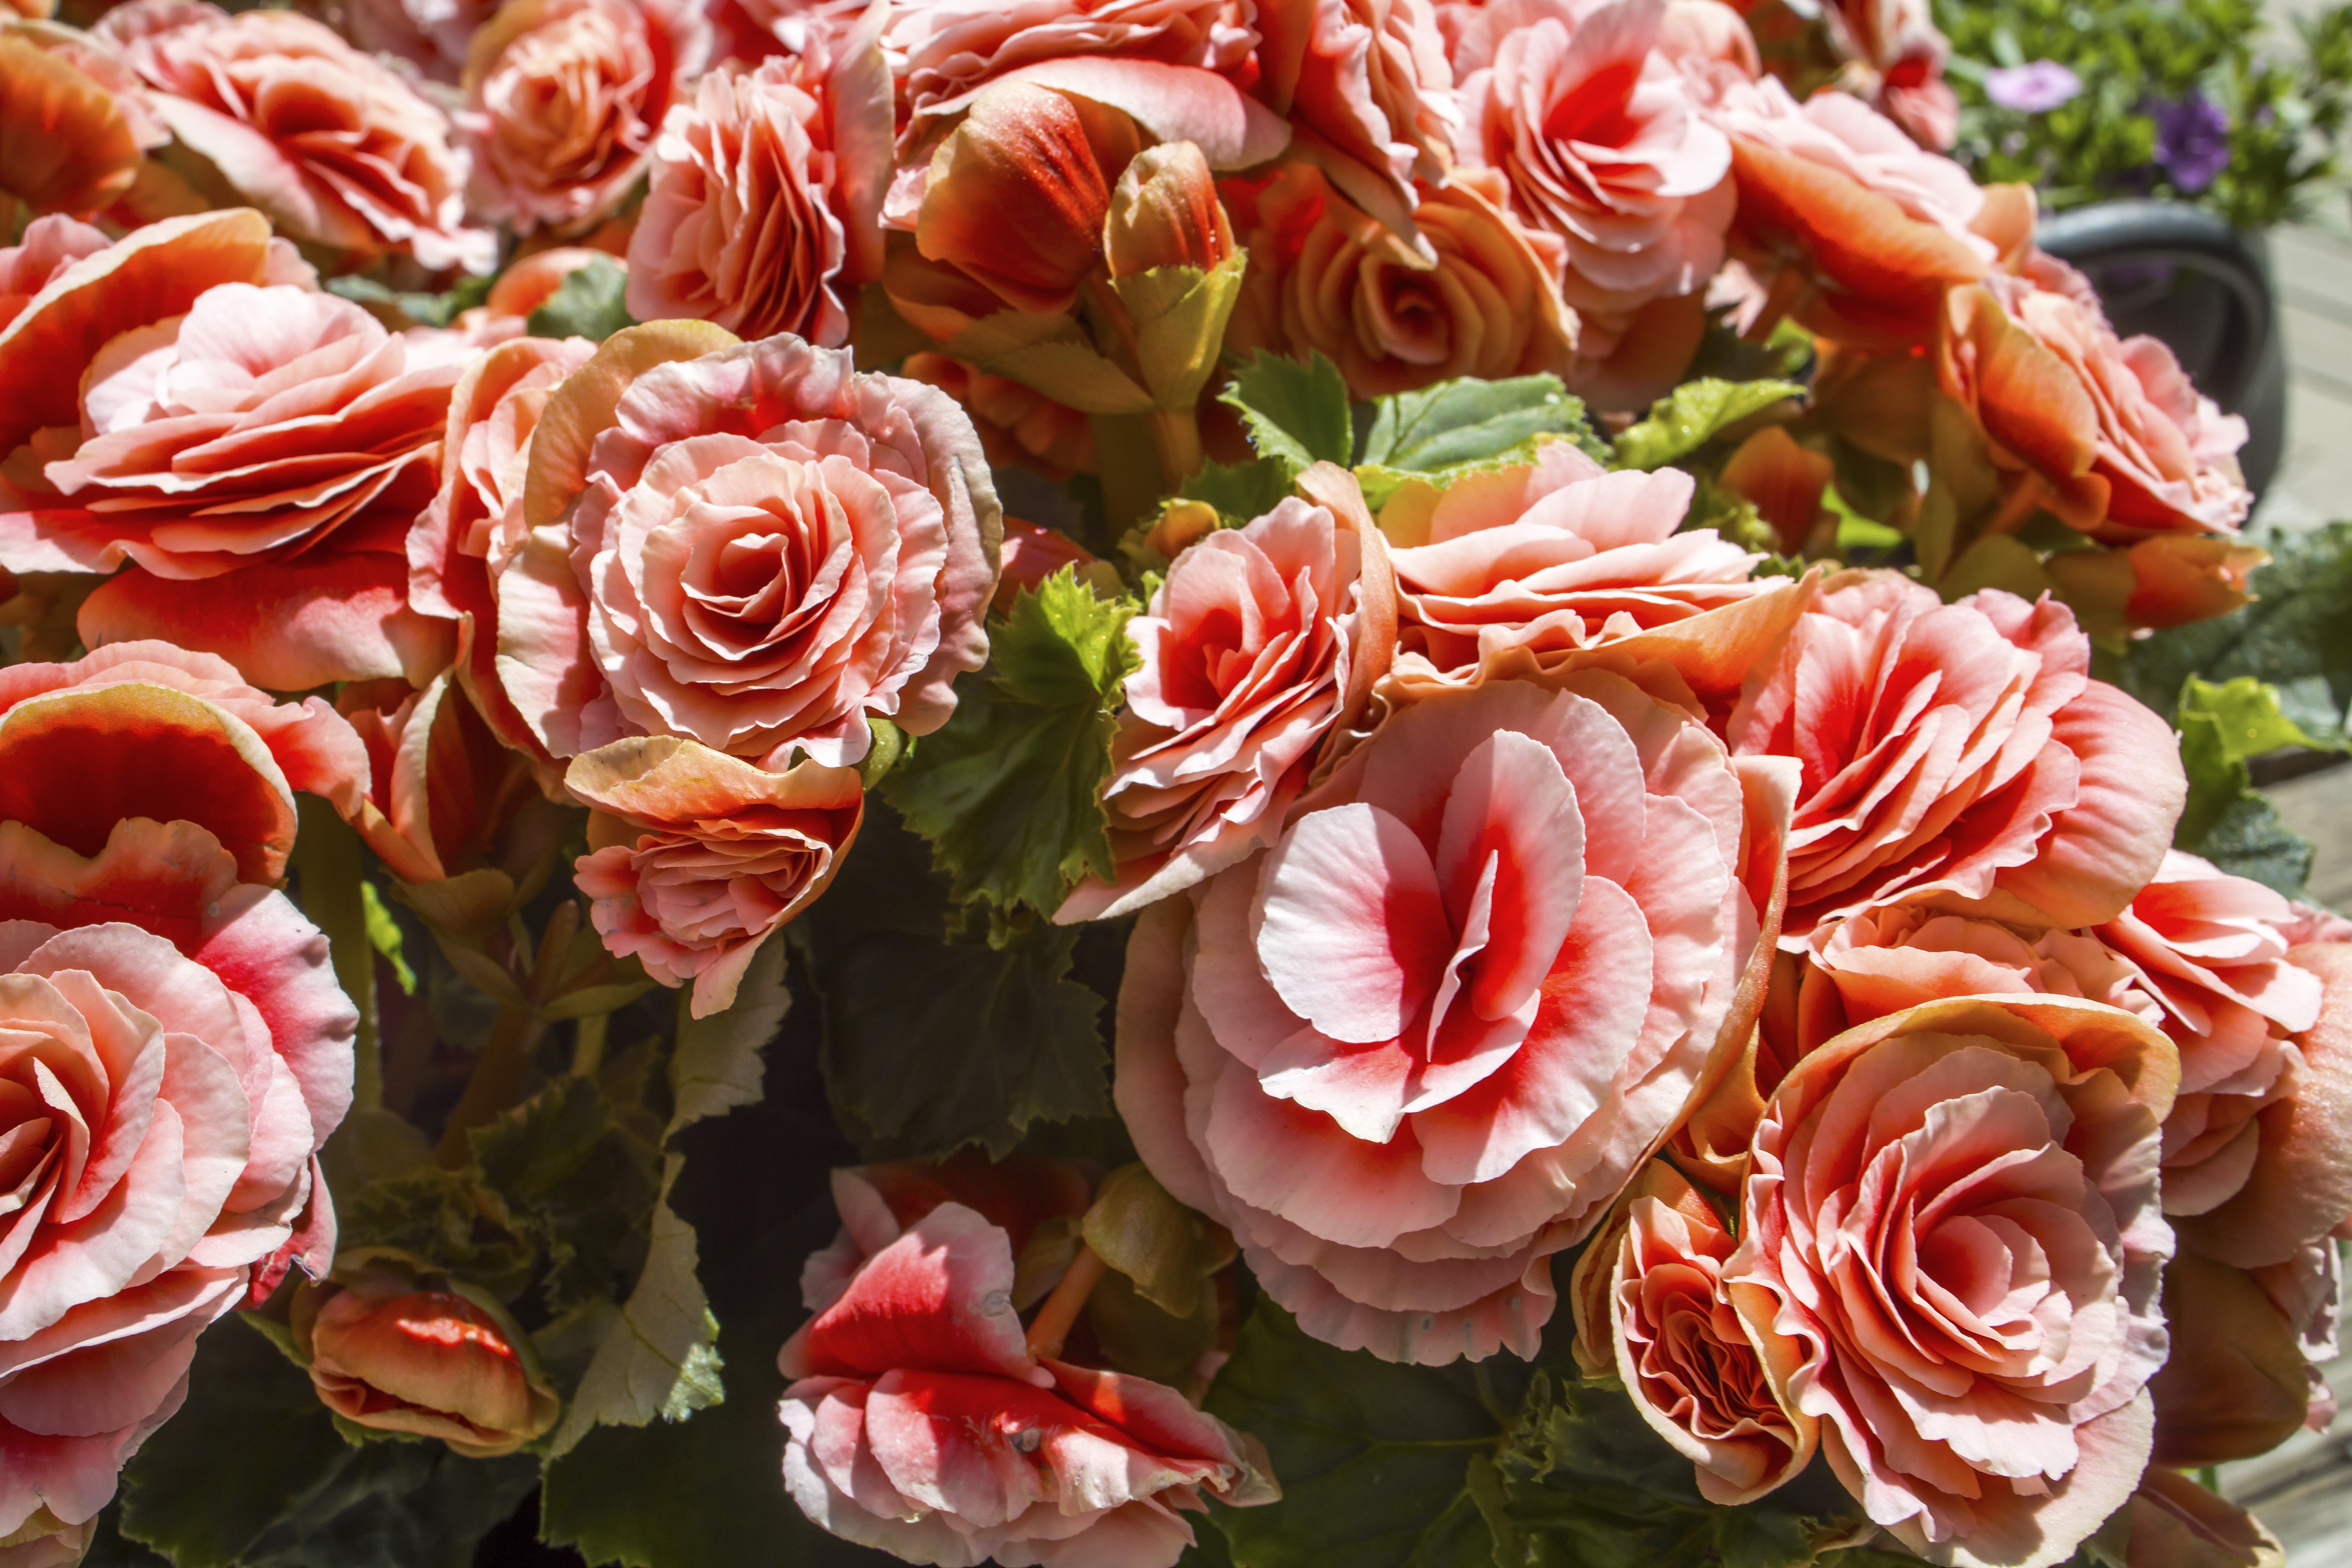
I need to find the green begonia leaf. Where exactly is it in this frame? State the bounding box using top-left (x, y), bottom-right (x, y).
top-left (1179, 456), bottom-right (1296, 523)
top-left (1219, 351), bottom-right (1353, 475)
top-left (113, 1317), bottom-right (537, 1568)
top-left (323, 272), bottom-right (492, 330)
top-left (883, 568), bottom-right (1138, 914)
top-left (1358, 373), bottom-right (1597, 472)
top-left (1611, 378), bottom-right (1806, 472)
top-left (2172, 677), bottom-right (2328, 895)
top-left (525, 255), bottom-right (635, 343)
top-left (797, 804), bottom-right (1113, 1160)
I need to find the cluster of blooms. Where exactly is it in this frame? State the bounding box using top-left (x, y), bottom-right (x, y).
top-left (0, 0), bottom-right (2310, 1563)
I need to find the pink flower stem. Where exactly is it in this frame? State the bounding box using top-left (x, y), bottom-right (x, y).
top-left (1024, 1244), bottom-right (1109, 1360)
top-left (292, 796), bottom-right (380, 1112)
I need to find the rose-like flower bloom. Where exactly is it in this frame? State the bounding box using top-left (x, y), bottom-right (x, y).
top-left (1382, 441), bottom-right (1770, 684)
top-left (0, 214), bottom-right (107, 331)
top-left (1821, 0), bottom-right (1957, 149)
top-left (497, 328), bottom-right (1001, 771)
top-left (4, 278), bottom-right (464, 690)
top-left (1709, 75), bottom-right (2002, 349)
top-left (1725, 994), bottom-right (2178, 1567)
top-left (1060, 476), bottom-right (1397, 922)
top-left (98, 0), bottom-right (490, 272)
top-left (1569, 1161), bottom-right (1815, 1503)
top-left (0, 19), bottom-right (159, 217)
top-left (0, 641), bottom-right (369, 884)
top-left (1225, 162), bottom-right (1575, 398)
top-left (0, 813), bottom-right (358, 1556)
top-left (1451, 0), bottom-right (1736, 382)
top-left (2171, 940), bottom-right (2352, 1274)
top-left (629, 55), bottom-right (862, 345)
top-left (900, 352), bottom-right (1098, 479)
top-left (297, 1273), bottom-right (557, 1457)
top-left (2120, 1465), bottom-right (2282, 1568)
top-left (779, 1195), bottom-right (1275, 1568)
top-left (1253, 0), bottom-right (1457, 231)
top-left (1983, 60), bottom-right (2081, 115)
top-left (1726, 572), bottom-right (2183, 941)
top-left (1941, 267), bottom-right (2253, 539)
top-left (460, 0), bottom-right (710, 236)
top-left (569, 735), bottom-right (862, 1017)
top-left (888, 0), bottom-right (1257, 145)
top-left (435, 249), bottom-right (618, 350)
top-left (1119, 673), bottom-right (1794, 1363)
top-left (409, 333), bottom-right (599, 779)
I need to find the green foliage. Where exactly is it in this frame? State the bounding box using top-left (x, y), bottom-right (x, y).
top-left (883, 567), bottom-right (1139, 915)
top-left (2173, 677), bottom-right (2333, 894)
top-left (113, 1317), bottom-right (538, 1568)
top-left (1611, 379), bottom-right (1807, 472)
top-left (2120, 523), bottom-right (2352, 747)
top-left (797, 803), bottom-right (1113, 1160)
top-left (1358, 374), bottom-right (1598, 472)
top-left (337, 1164), bottom-right (536, 1299)
top-left (526, 255), bottom-right (636, 342)
top-left (361, 879), bottom-right (415, 994)
top-left (1206, 1303), bottom-right (1879, 1568)
top-left (322, 271), bottom-right (494, 330)
top-left (1179, 456), bottom-right (1297, 523)
top-left (470, 1073), bottom-right (663, 1318)
top-left (1938, 0), bottom-right (2352, 227)
top-left (1219, 351), bottom-right (1354, 475)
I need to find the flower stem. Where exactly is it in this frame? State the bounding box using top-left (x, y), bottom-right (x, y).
top-left (1024, 1245), bottom-right (1108, 1360)
top-left (1148, 408), bottom-right (1205, 486)
top-left (435, 1002), bottom-right (546, 1167)
top-left (291, 796), bottom-right (379, 1113)
top-left (570, 1012), bottom-right (608, 1079)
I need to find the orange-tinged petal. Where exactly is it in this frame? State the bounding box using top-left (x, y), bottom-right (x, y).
top-left (0, 32), bottom-right (141, 215)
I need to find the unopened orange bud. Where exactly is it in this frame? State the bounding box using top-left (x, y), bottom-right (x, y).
top-left (1104, 142), bottom-right (1236, 279)
top-left (302, 1277), bottom-right (559, 1457)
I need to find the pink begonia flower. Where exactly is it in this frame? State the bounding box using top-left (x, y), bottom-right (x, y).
top-left (1222, 162), bottom-right (1576, 399)
top-left (1726, 995), bottom-right (2178, 1568)
top-left (568, 735), bottom-right (862, 1017)
top-left (0, 215), bottom-right (107, 331)
top-left (1451, 0), bottom-right (1739, 406)
top-left (0, 14), bottom-right (169, 221)
top-left (0, 274), bottom-right (464, 691)
top-left (1251, 0), bottom-right (1460, 238)
top-left (1725, 572), bottom-right (2183, 942)
top-left (97, 0), bottom-right (492, 273)
top-left (0, 640), bottom-right (371, 886)
top-left (1944, 265), bottom-right (2253, 540)
top-left (336, 672), bottom-right (550, 888)
top-left (1384, 440), bottom-right (1770, 681)
top-left (0, 814), bottom-right (357, 1559)
top-left (459, 0), bottom-right (712, 237)
top-left (888, 0), bottom-right (1259, 148)
top-left (410, 333), bottom-right (600, 781)
top-left (778, 1183), bottom-right (1277, 1568)
top-left (338, 0), bottom-right (493, 82)
top-left (1823, 0), bottom-right (1958, 149)
top-left (1058, 471), bottom-right (1398, 923)
top-left (1119, 674), bottom-right (1796, 1364)
top-left (1568, 1161), bottom-right (1817, 1505)
top-left (625, 17), bottom-right (892, 348)
top-left (496, 329), bottom-right (1001, 771)
top-left (1709, 75), bottom-right (2015, 350)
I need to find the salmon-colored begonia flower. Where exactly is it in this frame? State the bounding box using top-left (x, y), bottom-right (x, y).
top-left (460, 0), bottom-right (710, 237)
top-left (1451, 0), bottom-right (1738, 405)
top-left (495, 327), bottom-right (1001, 772)
top-left (0, 813), bottom-right (357, 1558)
top-left (0, 640), bottom-right (369, 885)
top-left (779, 1178), bottom-right (1275, 1567)
top-left (901, 352), bottom-right (1099, 478)
top-left (1119, 674), bottom-right (1795, 1363)
top-left (1059, 467), bottom-right (1397, 922)
top-left (626, 23), bottom-right (891, 346)
top-left (1726, 995), bottom-right (2178, 1568)
top-left (0, 215), bottom-right (107, 331)
top-left (1726, 572), bottom-right (2183, 940)
top-left (1253, 0), bottom-right (1458, 235)
top-left (1941, 266), bottom-right (2253, 540)
top-left (569, 734), bottom-right (863, 1017)
top-left (299, 1274), bottom-right (557, 1457)
top-left (1224, 162), bottom-right (1576, 397)
top-left (0, 19), bottom-right (159, 217)
top-left (338, 674), bottom-right (551, 889)
top-left (0, 262), bottom-right (465, 690)
top-left (1570, 1161), bottom-right (1816, 1504)
top-left (98, 0), bottom-right (490, 272)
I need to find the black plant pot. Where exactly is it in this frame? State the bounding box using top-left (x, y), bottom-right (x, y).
top-left (2034, 198), bottom-right (2287, 499)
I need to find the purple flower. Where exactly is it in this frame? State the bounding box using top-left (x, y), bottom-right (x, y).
top-left (2151, 92), bottom-right (2233, 192)
top-left (1984, 60), bottom-right (2084, 113)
